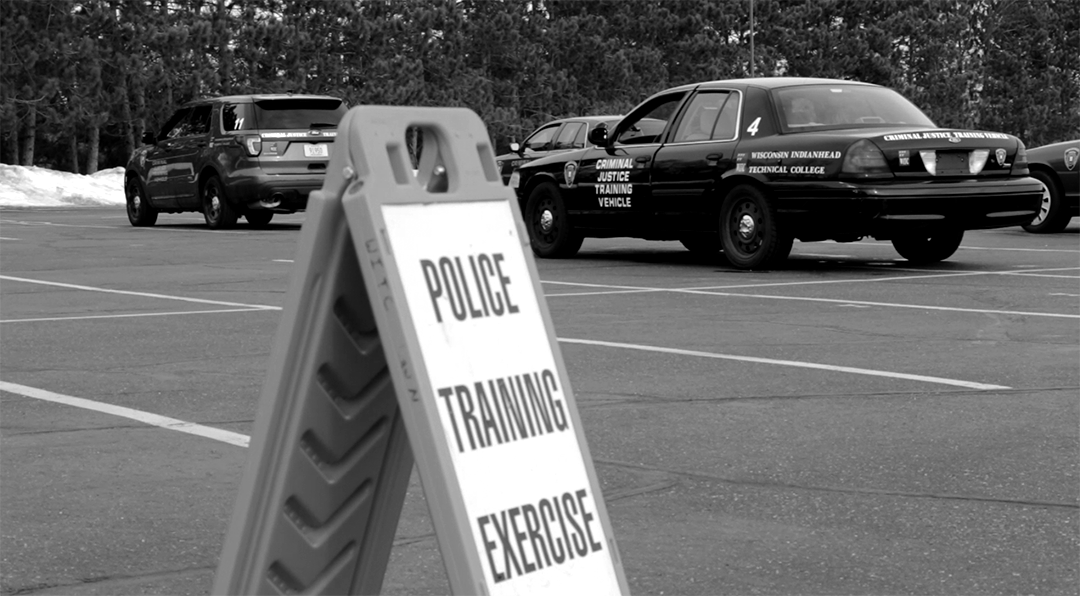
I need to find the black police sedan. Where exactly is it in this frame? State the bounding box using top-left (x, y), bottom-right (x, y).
top-left (496, 115), bottom-right (621, 185)
top-left (509, 77), bottom-right (1042, 269)
top-left (1021, 139), bottom-right (1079, 233)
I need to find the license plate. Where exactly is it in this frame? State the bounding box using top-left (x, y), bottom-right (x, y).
top-left (936, 151), bottom-right (968, 175)
top-left (303, 143), bottom-right (329, 158)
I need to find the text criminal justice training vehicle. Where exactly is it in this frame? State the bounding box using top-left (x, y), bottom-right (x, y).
top-left (509, 77), bottom-right (1043, 269)
top-left (1021, 139), bottom-right (1079, 233)
top-left (124, 94), bottom-right (348, 229)
top-left (496, 115), bottom-right (622, 185)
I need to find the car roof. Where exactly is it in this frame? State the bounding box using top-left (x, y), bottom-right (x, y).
top-left (547, 115), bottom-right (622, 125)
top-left (193, 94), bottom-right (345, 104)
top-left (664, 77), bottom-right (881, 94)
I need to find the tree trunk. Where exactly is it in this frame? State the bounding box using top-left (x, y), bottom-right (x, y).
top-left (20, 103), bottom-right (35, 166)
top-left (121, 86), bottom-right (134, 161)
top-left (67, 128), bottom-right (79, 173)
top-left (86, 123), bottom-right (100, 175)
top-left (2, 109), bottom-right (17, 165)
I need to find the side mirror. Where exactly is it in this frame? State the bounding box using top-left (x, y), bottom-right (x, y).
top-left (141, 131), bottom-right (156, 145)
top-left (587, 126), bottom-right (608, 146)
top-left (509, 141), bottom-right (520, 154)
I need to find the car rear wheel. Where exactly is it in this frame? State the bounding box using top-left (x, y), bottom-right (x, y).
top-left (891, 229), bottom-right (964, 264)
top-left (719, 185), bottom-right (792, 270)
top-left (202, 176), bottom-right (237, 229)
top-left (525, 182), bottom-right (583, 258)
top-left (245, 211), bottom-right (274, 227)
top-left (1022, 170), bottom-right (1071, 234)
top-left (125, 177), bottom-right (157, 227)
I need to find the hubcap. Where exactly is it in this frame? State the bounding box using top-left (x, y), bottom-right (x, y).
top-left (539, 209), bottom-right (554, 234)
top-left (209, 193), bottom-right (221, 219)
top-left (1033, 183), bottom-right (1051, 224)
top-left (737, 213), bottom-right (756, 240)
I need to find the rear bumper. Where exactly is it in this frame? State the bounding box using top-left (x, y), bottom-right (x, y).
top-left (221, 170), bottom-right (328, 212)
top-left (773, 177), bottom-right (1043, 239)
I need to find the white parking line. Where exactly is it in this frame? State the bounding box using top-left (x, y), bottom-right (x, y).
top-left (1, 308), bottom-right (270, 324)
top-left (0, 275), bottom-right (280, 310)
top-left (0, 381), bottom-right (250, 447)
top-left (560, 338), bottom-right (1011, 390)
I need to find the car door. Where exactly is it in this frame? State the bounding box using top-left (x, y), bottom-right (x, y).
top-left (651, 89), bottom-right (743, 232)
top-left (143, 106), bottom-right (193, 209)
top-left (565, 92), bottom-right (688, 231)
top-left (170, 103), bottom-right (212, 209)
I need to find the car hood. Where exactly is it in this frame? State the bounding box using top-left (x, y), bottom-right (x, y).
top-left (518, 147), bottom-right (591, 171)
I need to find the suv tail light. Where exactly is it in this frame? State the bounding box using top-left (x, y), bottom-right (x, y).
top-left (841, 139), bottom-right (892, 179)
top-left (242, 135), bottom-right (262, 157)
top-left (1010, 141), bottom-right (1029, 175)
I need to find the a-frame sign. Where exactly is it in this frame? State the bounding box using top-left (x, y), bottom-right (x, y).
top-left (212, 106), bottom-right (629, 595)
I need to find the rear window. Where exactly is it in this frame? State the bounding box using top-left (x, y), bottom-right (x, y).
top-left (774, 85), bottom-right (936, 131)
top-left (252, 98), bottom-right (347, 130)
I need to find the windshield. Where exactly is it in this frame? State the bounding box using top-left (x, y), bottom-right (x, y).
top-left (773, 85), bottom-right (936, 131)
top-left (253, 98), bottom-right (347, 130)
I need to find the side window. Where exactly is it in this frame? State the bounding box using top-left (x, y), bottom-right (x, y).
top-left (553, 122), bottom-right (584, 150)
top-left (673, 92), bottom-right (730, 143)
top-left (615, 93), bottom-right (685, 145)
top-left (573, 124), bottom-right (589, 148)
top-left (713, 93), bottom-right (740, 140)
top-left (187, 104), bottom-right (212, 136)
top-left (523, 124), bottom-right (559, 152)
top-left (160, 107), bottom-right (192, 140)
top-left (221, 103), bottom-right (254, 132)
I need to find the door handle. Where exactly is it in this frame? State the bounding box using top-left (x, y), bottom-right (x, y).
top-left (706, 153), bottom-right (723, 165)
top-left (635, 156), bottom-right (651, 163)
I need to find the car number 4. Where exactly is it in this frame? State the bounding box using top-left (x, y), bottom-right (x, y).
top-left (746, 117), bottom-right (761, 137)
top-left (304, 144), bottom-right (329, 158)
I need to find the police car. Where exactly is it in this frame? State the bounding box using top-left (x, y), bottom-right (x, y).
top-left (509, 77), bottom-right (1042, 269)
top-left (496, 116), bottom-right (621, 185)
top-left (1021, 139), bottom-right (1079, 233)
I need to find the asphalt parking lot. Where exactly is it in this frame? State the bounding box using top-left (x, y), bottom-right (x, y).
top-left (1, 207), bottom-right (1078, 596)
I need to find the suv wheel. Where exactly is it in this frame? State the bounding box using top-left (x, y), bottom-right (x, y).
top-left (245, 211), bottom-right (273, 227)
top-left (203, 176), bottom-right (237, 229)
top-left (125, 177), bottom-right (158, 226)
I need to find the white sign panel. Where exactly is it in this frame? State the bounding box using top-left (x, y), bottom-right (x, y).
top-left (382, 199), bottom-right (621, 595)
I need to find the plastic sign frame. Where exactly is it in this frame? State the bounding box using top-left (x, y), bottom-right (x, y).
top-left (213, 106), bottom-right (629, 596)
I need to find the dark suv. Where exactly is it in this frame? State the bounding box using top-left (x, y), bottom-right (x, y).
top-left (124, 94), bottom-right (348, 228)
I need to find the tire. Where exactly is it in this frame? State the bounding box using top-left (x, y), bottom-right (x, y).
top-left (125, 177), bottom-right (157, 227)
top-left (525, 182), bottom-right (583, 258)
top-left (1022, 170), bottom-right (1071, 234)
top-left (718, 185), bottom-right (792, 270)
top-left (202, 176), bottom-right (237, 229)
top-left (245, 211), bottom-right (274, 227)
top-left (891, 229), bottom-right (964, 264)
top-left (679, 235), bottom-right (722, 257)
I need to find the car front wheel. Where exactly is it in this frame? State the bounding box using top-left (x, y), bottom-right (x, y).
top-left (891, 229), bottom-right (964, 264)
top-left (719, 185), bottom-right (792, 270)
top-left (525, 182), bottom-right (583, 258)
top-left (1022, 170), bottom-right (1071, 234)
top-left (202, 177), bottom-right (237, 229)
top-left (125, 177), bottom-right (157, 227)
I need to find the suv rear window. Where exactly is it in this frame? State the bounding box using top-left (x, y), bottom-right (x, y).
top-left (253, 98), bottom-right (347, 130)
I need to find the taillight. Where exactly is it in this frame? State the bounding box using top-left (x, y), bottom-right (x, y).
top-left (242, 135), bottom-right (262, 156)
top-left (841, 139), bottom-right (892, 178)
top-left (1010, 141), bottom-right (1029, 175)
